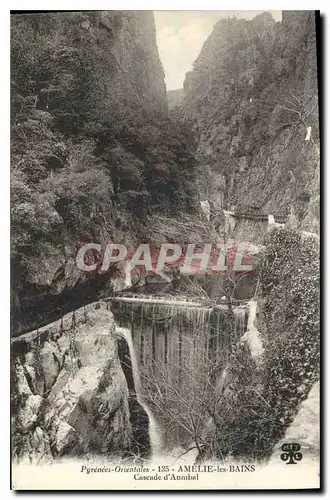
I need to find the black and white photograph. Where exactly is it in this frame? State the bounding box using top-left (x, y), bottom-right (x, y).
top-left (10, 8), bottom-right (320, 490)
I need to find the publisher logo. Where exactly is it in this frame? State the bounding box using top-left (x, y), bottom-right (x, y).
top-left (280, 443), bottom-right (303, 465)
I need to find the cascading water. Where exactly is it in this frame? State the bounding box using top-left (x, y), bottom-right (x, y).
top-left (124, 265), bottom-right (132, 288)
top-left (116, 325), bottom-right (163, 458)
top-left (241, 299), bottom-right (263, 358)
top-left (113, 297), bottom-right (247, 370)
top-left (113, 297), bottom-right (248, 455)
top-left (200, 200), bottom-right (211, 221)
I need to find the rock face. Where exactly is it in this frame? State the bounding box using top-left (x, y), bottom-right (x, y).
top-left (181, 11), bottom-right (319, 225)
top-left (77, 11), bottom-right (168, 118)
top-left (11, 11), bottom-right (198, 335)
top-left (11, 302), bottom-right (131, 462)
top-left (167, 89), bottom-right (184, 110)
top-left (14, 11), bottom-right (167, 122)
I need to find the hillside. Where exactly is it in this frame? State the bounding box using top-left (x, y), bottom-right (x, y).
top-left (11, 11), bottom-right (198, 333)
top-left (10, 11), bottom-right (320, 474)
top-left (167, 88), bottom-right (183, 110)
top-left (181, 11), bottom-right (319, 229)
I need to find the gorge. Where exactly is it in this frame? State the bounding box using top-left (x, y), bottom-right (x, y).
top-left (11, 10), bottom-right (320, 468)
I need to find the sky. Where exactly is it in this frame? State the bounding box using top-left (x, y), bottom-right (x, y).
top-left (154, 11), bottom-right (282, 91)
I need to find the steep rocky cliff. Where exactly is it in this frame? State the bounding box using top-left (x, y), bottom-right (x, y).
top-left (167, 89), bottom-right (183, 110)
top-left (11, 302), bottom-right (132, 462)
top-left (12, 11), bottom-right (167, 130)
top-left (176, 12), bottom-right (320, 459)
top-left (181, 11), bottom-right (319, 227)
top-left (11, 11), bottom-right (198, 334)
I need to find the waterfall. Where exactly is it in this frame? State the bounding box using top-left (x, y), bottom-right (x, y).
top-left (116, 326), bottom-right (163, 457)
top-left (113, 297), bottom-right (248, 454)
top-left (113, 297), bottom-right (247, 380)
top-left (305, 125), bottom-right (312, 141)
top-left (223, 209), bottom-right (236, 236)
top-left (234, 306), bottom-right (247, 340)
top-left (124, 265), bottom-right (132, 288)
top-left (241, 299), bottom-right (263, 357)
top-left (200, 200), bottom-right (211, 221)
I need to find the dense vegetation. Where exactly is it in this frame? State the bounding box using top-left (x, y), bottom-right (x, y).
top-left (11, 12), bottom-right (198, 332)
top-left (212, 229), bottom-right (319, 459)
top-left (11, 12), bottom-right (320, 466)
top-left (181, 12), bottom-right (319, 223)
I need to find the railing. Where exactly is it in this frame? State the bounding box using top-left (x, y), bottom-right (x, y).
top-left (212, 210), bottom-right (288, 224)
top-left (11, 294), bottom-right (248, 350)
top-left (231, 212), bottom-right (287, 223)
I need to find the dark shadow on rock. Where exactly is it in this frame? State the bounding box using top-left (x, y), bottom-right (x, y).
top-left (117, 336), bottom-right (150, 460)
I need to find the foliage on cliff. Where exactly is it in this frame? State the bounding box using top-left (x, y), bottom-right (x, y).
top-left (213, 228), bottom-right (319, 459)
top-left (260, 228), bottom-right (319, 424)
top-left (181, 11), bottom-right (319, 222)
top-left (11, 11), bottom-right (198, 331)
top-left (167, 89), bottom-right (183, 110)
